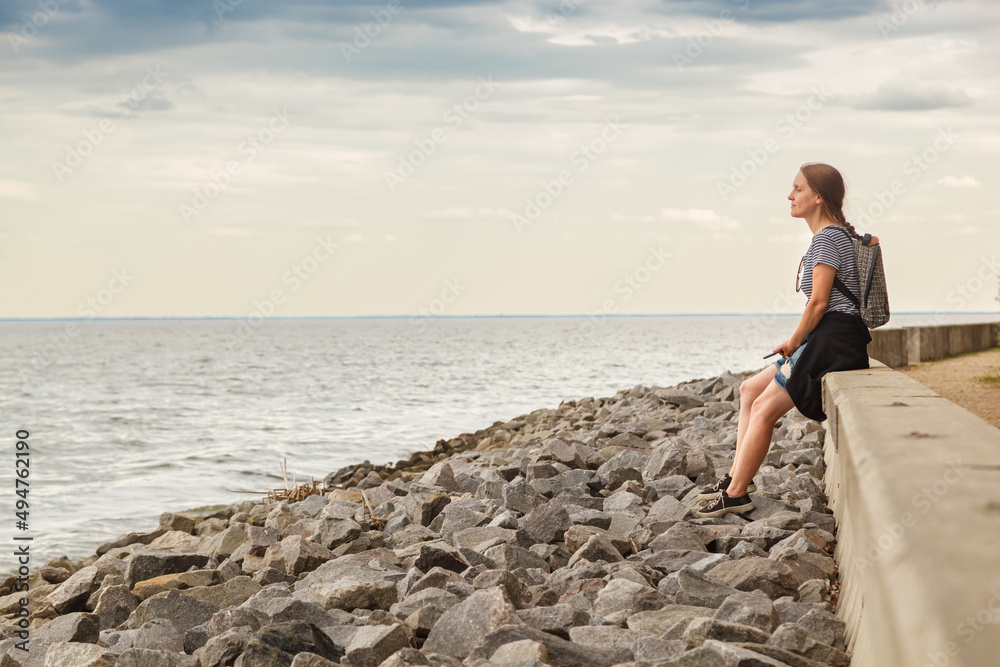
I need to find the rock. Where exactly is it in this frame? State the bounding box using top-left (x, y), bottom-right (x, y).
top-left (132, 618), bottom-right (184, 653)
top-left (683, 616), bottom-right (771, 647)
top-left (592, 578), bottom-right (669, 624)
top-left (147, 531), bottom-right (201, 552)
top-left (126, 589), bottom-right (219, 634)
top-left (411, 541), bottom-right (470, 574)
top-left (626, 605), bottom-right (716, 637)
top-left (502, 480), bottom-right (545, 514)
top-left (310, 519), bottom-right (363, 550)
top-left (344, 623), bottom-right (410, 667)
top-left (422, 587), bottom-right (522, 659)
top-left (262, 535), bottom-right (336, 577)
top-left (649, 523), bottom-right (708, 553)
top-left (96, 530), bottom-right (167, 557)
top-left (713, 591), bottom-right (779, 633)
top-left (92, 584), bottom-right (138, 630)
top-left (645, 496), bottom-right (693, 523)
top-left (308, 577), bottom-right (398, 612)
top-left (114, 649), bottom-right (201, 667)
top-left (404, 490), bottom-right (452, 526)
top-left (0, 612), bottom-right (99, 667)
top-left (491, 639), bottom-right (548, 663)
top-left (672, 568), bottom-right (740, 609)
top-left (123, 548), bottom-right (211, 588)
top-left (469, 623), bottom-right (633, 667)
top-left (566, 534), bottom-right (624, 567)
top-left (288, 653), bottom-right (342, 667)
top-left (46, 566), bottom-right (101, 614)
top-left (131, 570), bottom-right (223, 601)
top-left (517, 502), bottom-right (572, 546)
top-left (708, 557), bottom-right (799, 600)
top-left (197, 626), bottom-right (252, 666)
top-left (483, 544), bottom-right (549, 572)
top-left (472, 569), bottom-right (528, 610)
top-left (567, 625), bottom-right (645, 650)
top-left (515, 604), bottom-right (590, 640)
top-left (766, 623), bottom-right (850, 666)
top-left (37, 642), bottom-right (115, 666)
top-left (241, 621), bottom-right (345, 667)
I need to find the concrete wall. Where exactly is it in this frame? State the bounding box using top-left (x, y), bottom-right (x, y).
top-left (821, 360), bottom-right (1000, 667)
top-left (868, 322), bottom-right (998, 367)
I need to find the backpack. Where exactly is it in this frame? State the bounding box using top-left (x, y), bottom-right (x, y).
top-left (830, 225), bottom-right (890, 328)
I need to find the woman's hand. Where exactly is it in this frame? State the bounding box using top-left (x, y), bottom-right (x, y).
top-left (773, 337), bottom-right (802, 359)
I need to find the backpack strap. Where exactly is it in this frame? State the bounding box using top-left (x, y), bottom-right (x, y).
top-left (827, 225), bottom-right (863, 308)
top-left (833, 275), bottom-right (861, 308)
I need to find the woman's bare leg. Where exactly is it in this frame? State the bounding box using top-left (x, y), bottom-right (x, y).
top-left (730, 365), bottom-right (781, 476)
top-left (728, 379), bottom-right (795, 497)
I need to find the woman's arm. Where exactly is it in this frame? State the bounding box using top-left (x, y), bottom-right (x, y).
top-left (773, 263), bottom-right (836, 357)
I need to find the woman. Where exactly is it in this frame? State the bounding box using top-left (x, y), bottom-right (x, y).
top-left (696, 163), bottom-right (877, 518)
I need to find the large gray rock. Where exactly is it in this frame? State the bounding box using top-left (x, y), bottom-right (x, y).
top-left (37, 642), bottom-right (115, 666)
top-left (683, 616), bottom-right (771, 647)
top-left (92, 584), bottom-right (138, 630)
top-left (713, 590), bottom-right (779, 633)
top-left (422, 587), bottom-right (522, 659)
top-left (0, 612), bottom-right (99, 667)
top-left (515, 604), bottom-right (590, 640)
top-left (262, 535), bottom-right (336, 576)
top-left (592, 578), bottom-right (669, 624)
top-left (308, 577), bottom-right (398, 611)
top-left (672, 567), bottom-right (740, 609)
top-left (516, 502), bottom-right (572, 546)
top-left (468, 623), bottom-right (633, 667)
top-left (626, 605), bottom-right (716, 637)
top-left (114, 648), bottom-right (201, 667)
top-left (566, 534), bottom-right (623, 567)
top-left (766, 622), bottom-right (850, 666)
top-left (126, 589), bottom-right (219, 634)
top-left (709, 557), bottom-right (800, 600)
top-left (344, 623), bottom-right (410, 667)
top-left (123, 547), bottom-right (211, 588)
top-left (240, 621), bottom-right (345, 667)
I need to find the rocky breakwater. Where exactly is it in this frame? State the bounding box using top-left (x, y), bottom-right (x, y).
top-left (0, 370), bottom-right (851, 667)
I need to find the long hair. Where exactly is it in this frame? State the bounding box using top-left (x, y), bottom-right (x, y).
top-left (800, 162), bottom-right (861, 239)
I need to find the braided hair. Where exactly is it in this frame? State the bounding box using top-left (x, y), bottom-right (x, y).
top-left (800, 162), bottom-right (861, 240)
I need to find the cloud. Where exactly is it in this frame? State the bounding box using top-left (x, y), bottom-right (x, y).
top-left (937, 175), bottom-right (980, 188)
top-left (660, 208), bottom-right (739, 230)
top-left (0, 179), bottom-right (39, 199)
top-left (856, 78), bottom-right (973, 111)
top-left (420, 207), bottom-right (512, 221)
top-left (206, 226), bottom-right (260, 237)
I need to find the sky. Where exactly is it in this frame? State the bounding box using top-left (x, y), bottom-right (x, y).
top-left (1, 0), bottom-right (998, 318)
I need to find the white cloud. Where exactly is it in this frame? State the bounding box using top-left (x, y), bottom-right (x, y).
top-left (420, 207), bottom-right (512, 221)
top-left (206, 227), bottom-right (260, 237)
top-left (937, 176), bottom-right (981, 188)
top-left (660, 208), bottom-right (739, 230)
top-left (0, 179), bottom-right (39, 200)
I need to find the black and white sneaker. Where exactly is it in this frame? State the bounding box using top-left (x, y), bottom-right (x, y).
top-left (697, 474), bottom-right (756, 501)
top-left (695, 490), bottom-right (755, 518)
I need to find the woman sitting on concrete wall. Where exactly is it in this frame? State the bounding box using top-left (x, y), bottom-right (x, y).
top-left (696, 163), bottom-right (878, 518)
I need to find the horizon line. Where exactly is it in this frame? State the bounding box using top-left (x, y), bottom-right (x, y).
top-left (0, 311), bottom-right (997, 323)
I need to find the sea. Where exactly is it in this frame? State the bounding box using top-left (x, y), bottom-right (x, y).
top-left (1, 312), bottom-right (996, 568)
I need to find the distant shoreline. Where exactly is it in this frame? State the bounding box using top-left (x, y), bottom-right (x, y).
top-left (1, 312), bottom-right (997, 323)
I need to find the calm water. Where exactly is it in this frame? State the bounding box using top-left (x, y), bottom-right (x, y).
top-left (1, 313), bottom-right (996, 566)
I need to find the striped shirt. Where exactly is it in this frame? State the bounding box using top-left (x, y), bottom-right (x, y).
top-left (799, 225), bottom-right (861, 316)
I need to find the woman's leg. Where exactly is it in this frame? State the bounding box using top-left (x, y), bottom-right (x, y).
top-left (730, 365), bottom-right (781, 477)
top-left (728, 379), bottom-right (795, 497)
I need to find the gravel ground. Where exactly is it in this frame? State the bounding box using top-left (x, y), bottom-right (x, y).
top-left (897, 346), bottom-right (1000, 429)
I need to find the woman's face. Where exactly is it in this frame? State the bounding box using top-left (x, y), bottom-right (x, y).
top-left (788, 171), bottom-right (821, 219)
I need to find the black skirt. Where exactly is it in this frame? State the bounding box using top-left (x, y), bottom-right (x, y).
top-left (785, 310), bottom-right (872, 421)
